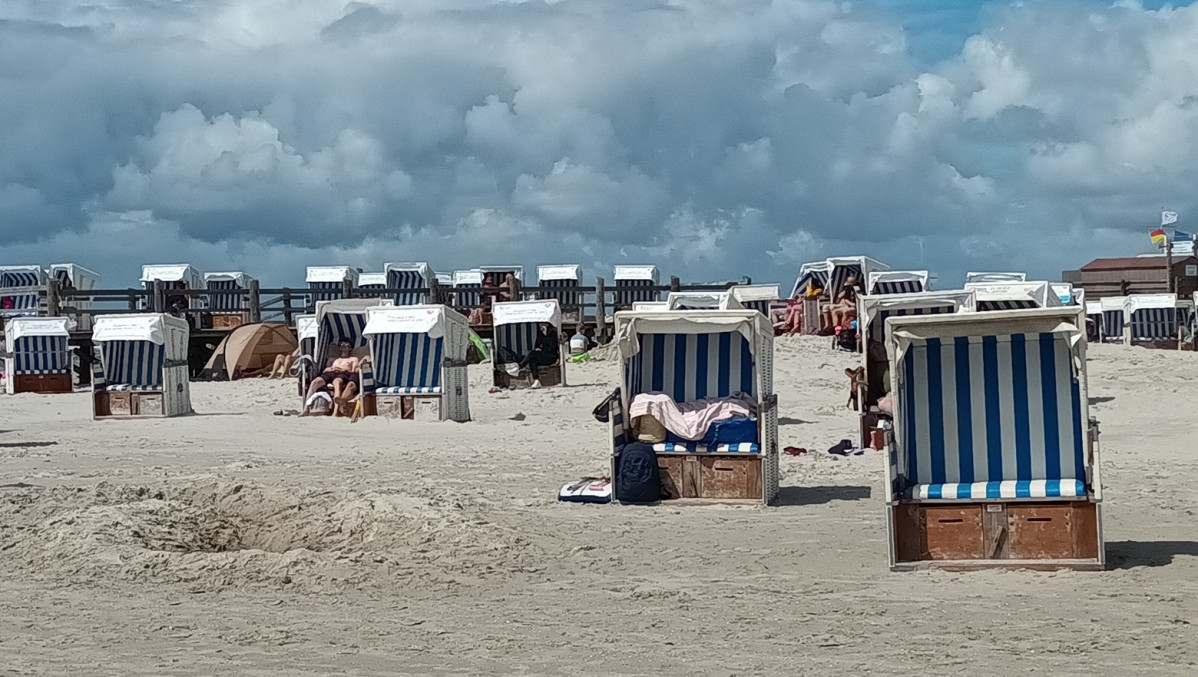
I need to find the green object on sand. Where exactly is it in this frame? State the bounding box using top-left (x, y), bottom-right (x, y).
top-left (571, 353), bottom-right (592, 363)
top-left (469, 331), bottom-right (490, 362)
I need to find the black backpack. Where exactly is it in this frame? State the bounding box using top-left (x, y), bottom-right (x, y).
top-left (615, 442), bottom-right (661, 504)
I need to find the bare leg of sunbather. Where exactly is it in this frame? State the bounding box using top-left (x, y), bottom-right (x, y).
top-left (335, 382), bottom-right (358, 417)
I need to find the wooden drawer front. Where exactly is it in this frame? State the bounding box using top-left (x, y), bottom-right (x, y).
top-left (697, 456), bottom-right (761, 500)
top-left (924, 505), bottom-right (985, 560)
top-left (412, 396), bottom-right (442, 421)
top-left (135, 393), bottom-right (164, 416)
top-left (1008, 504), bottom-right (1075, 560)
top-left (15, 372), bottom-right (72, 394)
top-left (107, 392), bottom-right (132, 417)
top-left (376, 395), bottom-right (405, 419)
top-left (657, 456), bottom-right (686, 499)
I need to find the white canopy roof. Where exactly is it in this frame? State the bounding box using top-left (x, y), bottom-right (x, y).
top-left (315, 298), bottom-right (393, 320)
top-left (965, 281), bottom-right (1060, 307)
top-left (357, 272), bottom-right (387, 287)
top-left (141, 264), bottom-right (202, 285)
top-left (886, 307), bottom-right (1086, 363)
top-left (0, 265), bottom-right (45, 278)
top-left (435, 272), bottom-right (453, 285)
top-left (479, 265), bottom-right (524, 280)
top-left (790, 260), bottom-right (833, 297)
top-left (204, 272), bottom-right (254, 286)
top-left (363, 304), bottom-right (463, 338)
top-left (296, 314), bottom-right (317, 341)
top-left (614, 310), bottom-right (770, 358)
top-left (1125, 293), bottom-right (1178, 313)
top-left (384, 261), bottom-right (433, 277)
top-left (632, 301), bottom-right (669, 311)
top-left (859, 290), bottom-right (976, 334)
top-left (5, 316), bottom-right (71, 343)
top-left (666, 291), bottom-right (744, 310)
top-left (730, 284), bottom-right (781, 302)
top-left (827, 255), bottom-right (888, 272)
top-left (306, 266), bottom-right (359, 283)
top-left (453, 269), bottom-right (483, 285)
top-left (614, 264), bottom-right (658, 281)
top-left (93, 313), bottom-right (186, 344)
top-left (1085, 301), bottom-right (1103, 315)
top-left (537, 264), bottom-right (582, 281)
top-left (1050, 283), bottom-right (1074, 304)
top-left (49, 263), bottom-right (100, 288)
top-left (965, 271), bottom-right (1027, 284)
top-left (1100, 296), bottom-right (1127, 311)
top-left (867, 270), bottom-right (928, 292)
top-left (493, 299), bottom-right (561, 328)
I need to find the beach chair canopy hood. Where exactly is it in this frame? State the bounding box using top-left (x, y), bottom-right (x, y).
top-left (49, 264), bottom-right (100, 290)
top-left (965, 272), bottom-right (1027, 284)
top-left (141, 264), bottom-right (203, 286)
top-left (1100, 296), bottom-right (1127, 311)
top-left (1124, 293), bottom-right (1178, 313)
top-left (4, 317), bottom-right (71, 343)
top-left (868, 270), bottom-right (929, 295)
top-left (493, 299), bottom-right (561, 328)
top-left (203, 272), bottom-right (253, 286)
top-left (364, 304), bottom-right (453, 338)
top-left (730, 284), bottom-right (781, 303)
top-left (615, 310), bottom-right (770, 359)
top-left (666, 291), bottom-right (744, 310)
top-left (479, 265), bottom-right (524, 280)
top-left (790, 260), bottom-right (831, 298)
top-left (93, 314), bottom-right (175, 343)
top-left (306, 266), bottom-right (359, 284)
top-left (537, 265), bottom-right (582, 281)
top-left (357, 272), bottom-right (387, 287)
top-left (614, 265), bottom-right (658, 282)
top-left (1051, 283), bottom-right (1075, 305)
top-left (296, 315), bottom-right (317, 342)
top-left (453, 269), bottom-right (483, 285)
top-left (1085, 301), bottom-right (1103, 315)
top-left (859, 290), bottom-right (976, 341)
top-left (965, 281), bottom-right (1061, 310)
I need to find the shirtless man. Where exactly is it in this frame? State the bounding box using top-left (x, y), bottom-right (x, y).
top-left (303, 340), bottom-right (368, 416)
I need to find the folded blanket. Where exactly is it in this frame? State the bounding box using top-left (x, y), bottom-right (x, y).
top-left (629, 392), bottom-right (756, 441)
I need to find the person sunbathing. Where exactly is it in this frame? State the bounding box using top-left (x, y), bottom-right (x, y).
top-left (822, 275), bottom-right (859, 332)
top-left (265, 348), bottom-right (298, 379)
top-left (303, 340), bottom-right (369, 416)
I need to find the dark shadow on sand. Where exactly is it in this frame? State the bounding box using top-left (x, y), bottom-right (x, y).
top-left (1089, 396), bottom-right (1116, 404)
top-left (773, 485), bottom-right (871, 507)
top-left (0, 441), bottom-right (57, 448)
top-left (778, 417), bottom-right (810, 426)
top-left (1105, 541), bottom-right (1198, 569)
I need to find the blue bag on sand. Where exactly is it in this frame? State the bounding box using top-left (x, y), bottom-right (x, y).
top-left (615, 442), bottom-right (661, 504)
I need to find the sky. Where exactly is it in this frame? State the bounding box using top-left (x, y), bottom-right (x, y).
top-left (3, 0), bottom-right (1198, 289)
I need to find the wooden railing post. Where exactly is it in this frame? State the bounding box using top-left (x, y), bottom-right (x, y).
top-left (152, 279), bottom-right (166, 313)
top-left (128, 289), bottom-right (138, 312)
top-left (595, 276), bottom-right (607, 342)
top-left (341, 279), bottom-right (353, 300)
top-left (282, 290), bottom-right (294, 325)
top-left (429, 276), bottom-right (442, 305)
top-left (670, 276), bottom-right (681, 294)
top-left (46, 278), bottom-right (61, 317)
top-left (247, 279), bottom-right (261, 323)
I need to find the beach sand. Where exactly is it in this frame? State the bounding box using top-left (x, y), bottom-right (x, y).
top-left (0, 336), bottom-right (1195, 675)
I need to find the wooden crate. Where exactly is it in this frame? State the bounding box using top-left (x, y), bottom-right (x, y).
top-left (212, 314), bottom-right (245, 329)
top-left (14, 372), bottom-right (72, 394)
top-left (657, 456), bottom-right (688, 499)
top-left (696, 456), bottom-right (762, 500)
top-left (494, 363), bottom-right (562, 389)
top-left (412, 396), bottom-right (442, 421)
top-left (376, 395), bottom-right (406, 419)
top-left (107, 391), bottom-right (132, 417)
top-left (135, 393), bottom-right (164, 416)
top-left (923, 505), bottom-right (985, 560)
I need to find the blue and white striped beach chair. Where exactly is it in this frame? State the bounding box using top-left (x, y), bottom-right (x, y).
top-left (609, 308), bottom-right (779, 504)
top-left (965, 281), bottom-right (1059, 312)
top-left (1099, 296), bottom-right (1126, 342)
top-left (384, 262), bottom-right (434, 306)
top-left (729, 284), bottom-right (781, 317)
top-left (306, 266), bottom-right (359, 309)
top-left (612, 265), bottom-right (659, 309)
top-left (492, 299), bottom-right (564, 388)
top-left (204, 272), bottom-right (254, 325)
top-left (867, 270), bottom-right (928, 296)
top-left (536, 265), bottom-right (583, 308)
top-left (1124, 294), bottom-right (1180, 346)
top-left (92, 314), bottom-right (192, 418)
top-left (3, 317), bottom-right (73, 394)
top-left (355, 272), bottom-right (387, 299)
top-left (884, 307), bottom-right (1103, 570)
top-left (295, 299), bottom-right (391, 410)
top-left (0, 266), bottom-right (47, 317)
top-left (362, 305), bottom-right (471, 421)
top-left (452, 270), bottom-right (483, 310)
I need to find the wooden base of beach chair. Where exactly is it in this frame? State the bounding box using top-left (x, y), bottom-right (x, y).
top-left (493, 363), bottom-right (562, 389)
top-left (93, 390), bottom-right (173, 418)
top-left (373, 394), bottom-right (442, 421)
top-left (656, 454), bottom-right (763, 502)
top-left (891, 500), bottom-right (1102, 570)
top-left (13, 372), bottom-right (72, 394)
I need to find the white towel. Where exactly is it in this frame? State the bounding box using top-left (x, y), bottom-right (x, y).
top-left (628, 392), bottom-right (756, 441)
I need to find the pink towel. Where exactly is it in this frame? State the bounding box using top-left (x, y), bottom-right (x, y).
top-left (628, 392), bottom-right (756, 441)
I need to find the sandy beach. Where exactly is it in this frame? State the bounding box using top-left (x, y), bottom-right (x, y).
top-left (1, 335), bottom-right (1196, 675)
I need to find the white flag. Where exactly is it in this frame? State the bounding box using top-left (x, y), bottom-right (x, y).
top-left (1162, 210), bottom-right (1178, 226)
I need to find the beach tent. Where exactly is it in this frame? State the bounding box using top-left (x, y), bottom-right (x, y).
top-left (613, 265), bottom-right (660, 308)
top-left (883, 307), bottom-right (1103, 570)
top-left (92, 313), bottom-right (192, 419)
top-left (965, 272), bottom-right (1027, 284)
top-left (608, 308), bottom-right (779, 504)
top-left (356, 272), bottom-right (388, 299)
top-left (361, 304), bottom-right (471, 421)
top-left (867, 270), bottom-right (929, 296)
top-left (666, 291), bottom-right (744, 311)
top-left (295, 298), bottom-right (393, 406)
top-left (49, 264), bottom-right (100, 330)
top-left (199, 322), bottom-right (297, 380)
top-left (384, 262), bottom-right (435, 305)
top-left (1124, 294), bottom-right (1180, 345)
top-left (730, 284), bottom-right (782, 317)
top-left (1099, 296), bottom-right (1126, 342)
top-left (0, 265), bottom-right (47, 317)
top-left (452, 269), bottom-right (484, 308)
top-left (965, 281), bottom-right (1061, 311)
top-left (537, 265), bottom-right (583, 308)
top-left (203, 272), bottom-right (253, 312)
top-left (306, 266), bottom-right (359, 306)
top-left (3, 317), bottom-right (73, 395)
top-left (492, 299), bottom-right (564, 388)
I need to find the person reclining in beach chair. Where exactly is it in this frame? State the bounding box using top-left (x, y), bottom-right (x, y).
top-left (821, 275), bottom-right (859, 333)
top-left (302, 340), bottom-right (370, 417)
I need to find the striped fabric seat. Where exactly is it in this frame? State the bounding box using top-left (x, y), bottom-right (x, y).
top-left (372, 332), bottom-right (443, 392)
top-left (868, 304), bottom-right (955, 343)
top-left (1101, 309), bottom-right (1124, 340)
top-left (99, 341), bottom-right (164, 388)
top-left (539, 278), bottom-right (581, 307)
top-left (53, 268), bottom-right (72, 288)
top-left (12, 336), bottom-right (70, 373)
top-left (319, 313), bottom-right (369, 351)
top-left (898, 332), bottom-right (1086, 499)
top-left (375, 386), bottom-right (442, 394)
top-left (652, 442), bottom-right (759, 453)
top-left (308, 281), bottom-right (343, 304)
top-left (206, 279), bottom-right (244, 311)
top-left (627, 332), bottom-right (755, 402)
top-left (386, 269), bottom-right (428, 306)
top-left (1129, 308), bottom-right (1178, 340)
top-left (613, 279), bottom-right (657, 306)
top-left (872, 280), bottom-right (924, 295)
top-left (103, 384), bottom-right (161, 392)
top-left (495, 323), bottom-right (538, 362)
top-left (978, 299), bottom-right (1038, 312)
top-left (906, 479), bottom-right (1085, 500)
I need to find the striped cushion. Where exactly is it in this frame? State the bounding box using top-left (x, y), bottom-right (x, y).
top-left (372, 333), bottom-right (442, 390)
top-left (906, 479), bottom-right (1085, 500)
top-left (1129, 308), bottom-right (1177, 340)
top-left (386, 269), bottom-right (428, 306)
top-left (12, 336), bottom-right (69, 372)
top-left (1101, 309), bottom-right (1124, 339)
top-left (100, 340), bottom-right (163, 388)
top-left (871, 280), bottom-right (924, 295)
top-left (375, 386), bottom-right (441, 394)
top-left (652, 442), bottom-right (759, 453)
top-left (104, 384), bottom-right (160, 392)
top-left (627, 332), bottom-right (754, 402)
top-left (899, 332), bottom-right (1086, 488)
